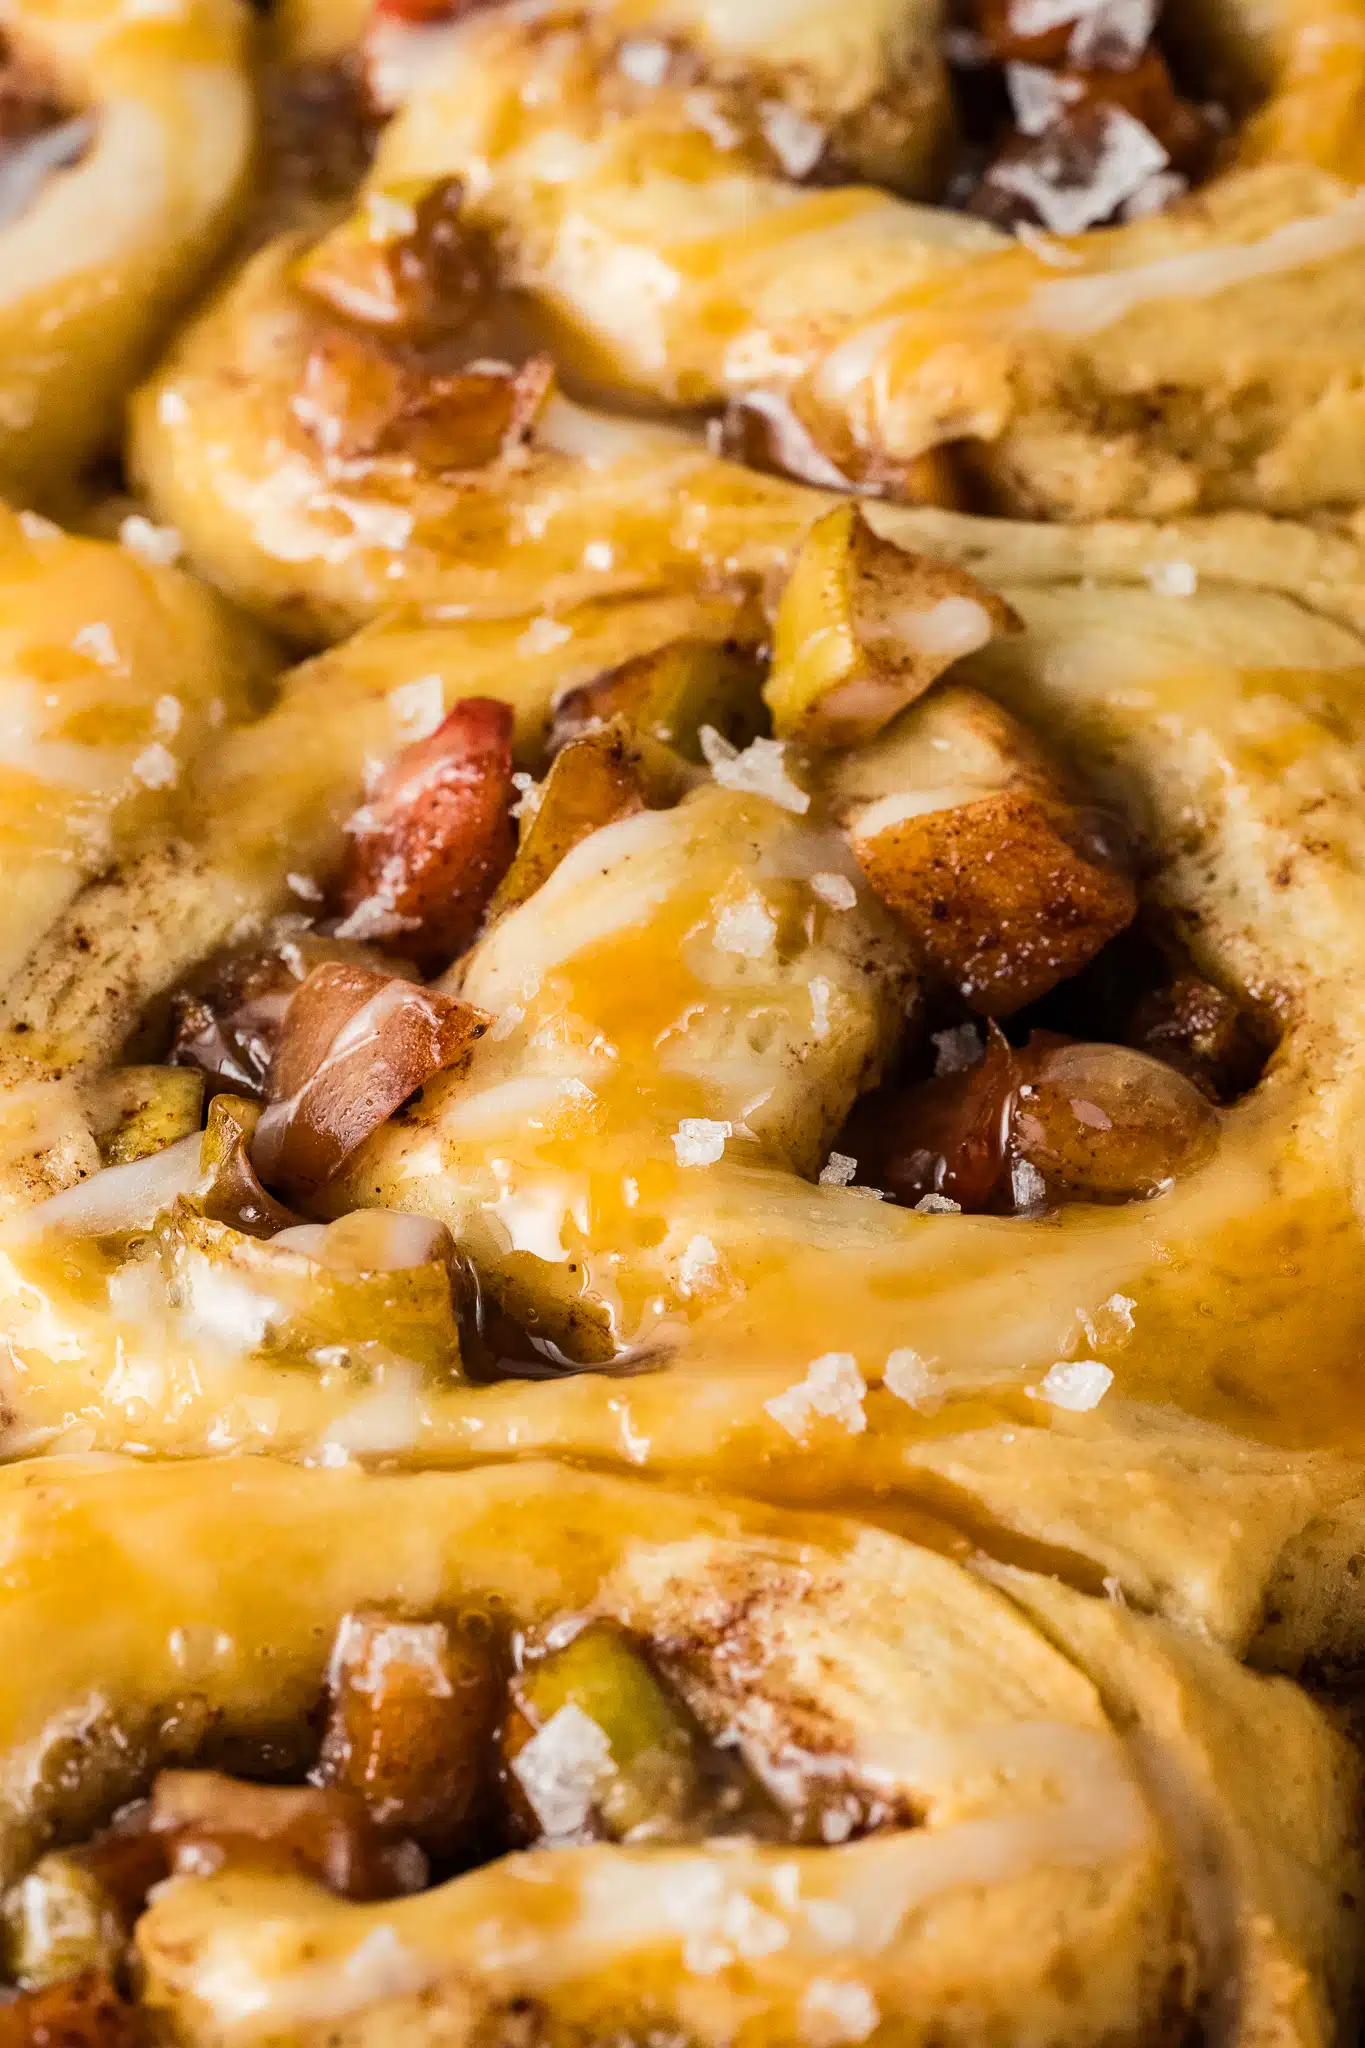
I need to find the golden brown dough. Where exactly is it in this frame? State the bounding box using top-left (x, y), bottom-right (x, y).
top-left (357, 0), bottom-right (1365, 517)
top-left (4, 545), bottom-right (1365, 1665)
top-left (0, 0), bottom-right (253, 504)
top-left (0, 1454), bottom-right (1352, 2047)
top-left (2, 9), bottom-right (1365, 2042)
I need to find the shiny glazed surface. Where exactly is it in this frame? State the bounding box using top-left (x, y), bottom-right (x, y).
top-left (0, 2), bottom-right (1361, 2041)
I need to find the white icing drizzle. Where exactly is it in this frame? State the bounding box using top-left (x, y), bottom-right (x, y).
top-left (14, 1132), bottom-right (205, 1237)
top-left (0, 116), bottom-right (93, 232)
top-left (1026, 190), bottom-right (1365, 336)
top-left (170, 1720), bottom-right (1145, 2030)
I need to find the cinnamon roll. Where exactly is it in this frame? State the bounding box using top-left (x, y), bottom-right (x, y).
top-left (5, 522), bottom-right (1365, 1666)
top-left (326, 0), bottom-right (1365, 518)
top-left (0, 0), bottom-right (252, 504)
top-left (0, 1455), bottom-right (1354, 2047)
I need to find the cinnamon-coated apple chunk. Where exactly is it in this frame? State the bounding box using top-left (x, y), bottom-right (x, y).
top-left (832, 682), bottom-right (1136, 1013)
top-left (766, 504), bottom-right (1021, 745)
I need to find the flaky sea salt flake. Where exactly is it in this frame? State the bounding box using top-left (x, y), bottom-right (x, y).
top-left (760, 100), bottom-right (826, 178)
top-left (764, 1352), bottom-right (867, 1438)
top-left (700, 727), bottom-right (810, 814)
top-left (119, 514), bottom-right (182, 567)
top-left (674, 1118), bottom-right (732, 1167)
top-left (365, 189), bottom-right (417, 241)
top-left (714, 893), bottom-right (778, 958)
top-left (518, 615), bottom-right (571, 656)
top-left (801, 1979), bottom-right (880, 2047)
top-left (717, 1891), bottom-right (789, 1963)
top-left (617, 36), bottom-right (672, 87)
top-left (810, 871), bottom-right (857, 910)
top-left (678, 1233), bottom-right (720, 1294)
top-left (883, 1347), bottom-right (938, 1409)
top-left (511, 1702), bottom-right (610, 1837)
top-left (684, 88), bottom-right (743, 152)
top-left (73, 621), bottom-right (119, 670)
top-left (1080, 1291), bottom-right (1136, 1348)
top-left (819, 1151), bottom-right (858, 1187)
top-left (1006, 62), bottom-right (1082, 136)
top-left (1037, 1358), bottom-right (1113, 1411)
top-left (1144, 558), bottom-right (1197, 597)
top-left (510, 770), bottom-right (543, 823)
top-left (388, 674), bottom-right (445, 742)
top-left (131, 742), bottom-right (178, 790)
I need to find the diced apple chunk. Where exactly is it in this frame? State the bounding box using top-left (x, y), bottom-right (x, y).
top-left (149, 1772), bottom-right (423, 1902)
top-left (318, 1609), bottom-right (501, 1857)
top-left (766, 505), bottom-right (1018, 746)
top-left (551, 638), bottom-right (763, 763)
top-left (833, 684), bottom-right (1135, 1014)
top-left (492, 720), bottom-right (677, 918)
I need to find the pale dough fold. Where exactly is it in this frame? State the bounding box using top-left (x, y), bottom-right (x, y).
top-left (0, 0), bottom-right (254, 504)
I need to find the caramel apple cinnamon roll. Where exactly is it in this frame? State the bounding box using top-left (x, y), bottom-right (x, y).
top-left (344, 0), bottom-right (1365, 519)
top-left (0, 1454), bottom-right (1356, 2048)
top-left (7, 523), bottom-right (1365, 1665)
top-left (0, 505), bottom-right (272, 1208)
top-left (127, 196), bottom-right (1365, 646)
top-left (6, 7), bottom-right (1365, 2038)
top-left (0, 0), bottom-right (253, 507)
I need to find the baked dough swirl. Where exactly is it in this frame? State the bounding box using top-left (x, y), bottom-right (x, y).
top-left (5, 516), bottom-right (1365, 1667)
top-left (0, 0), bottom-right (253, 506)
top-left (336, 0), bottom-right (1365, 518)
top-left (0, 1454), bottom-right (1358, 2047)
top-left (2, 13), bottom-right (1365, 2038)
top-left (127, 180), bottom-right (1365, 645)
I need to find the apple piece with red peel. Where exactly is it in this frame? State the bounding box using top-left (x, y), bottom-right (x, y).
top-left (840, 1021), bottom-right (1019, 1211)
top-left (337, 697), bottom-right (518, 974)
top-left (255, 963), bottom-right (488, 1200)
